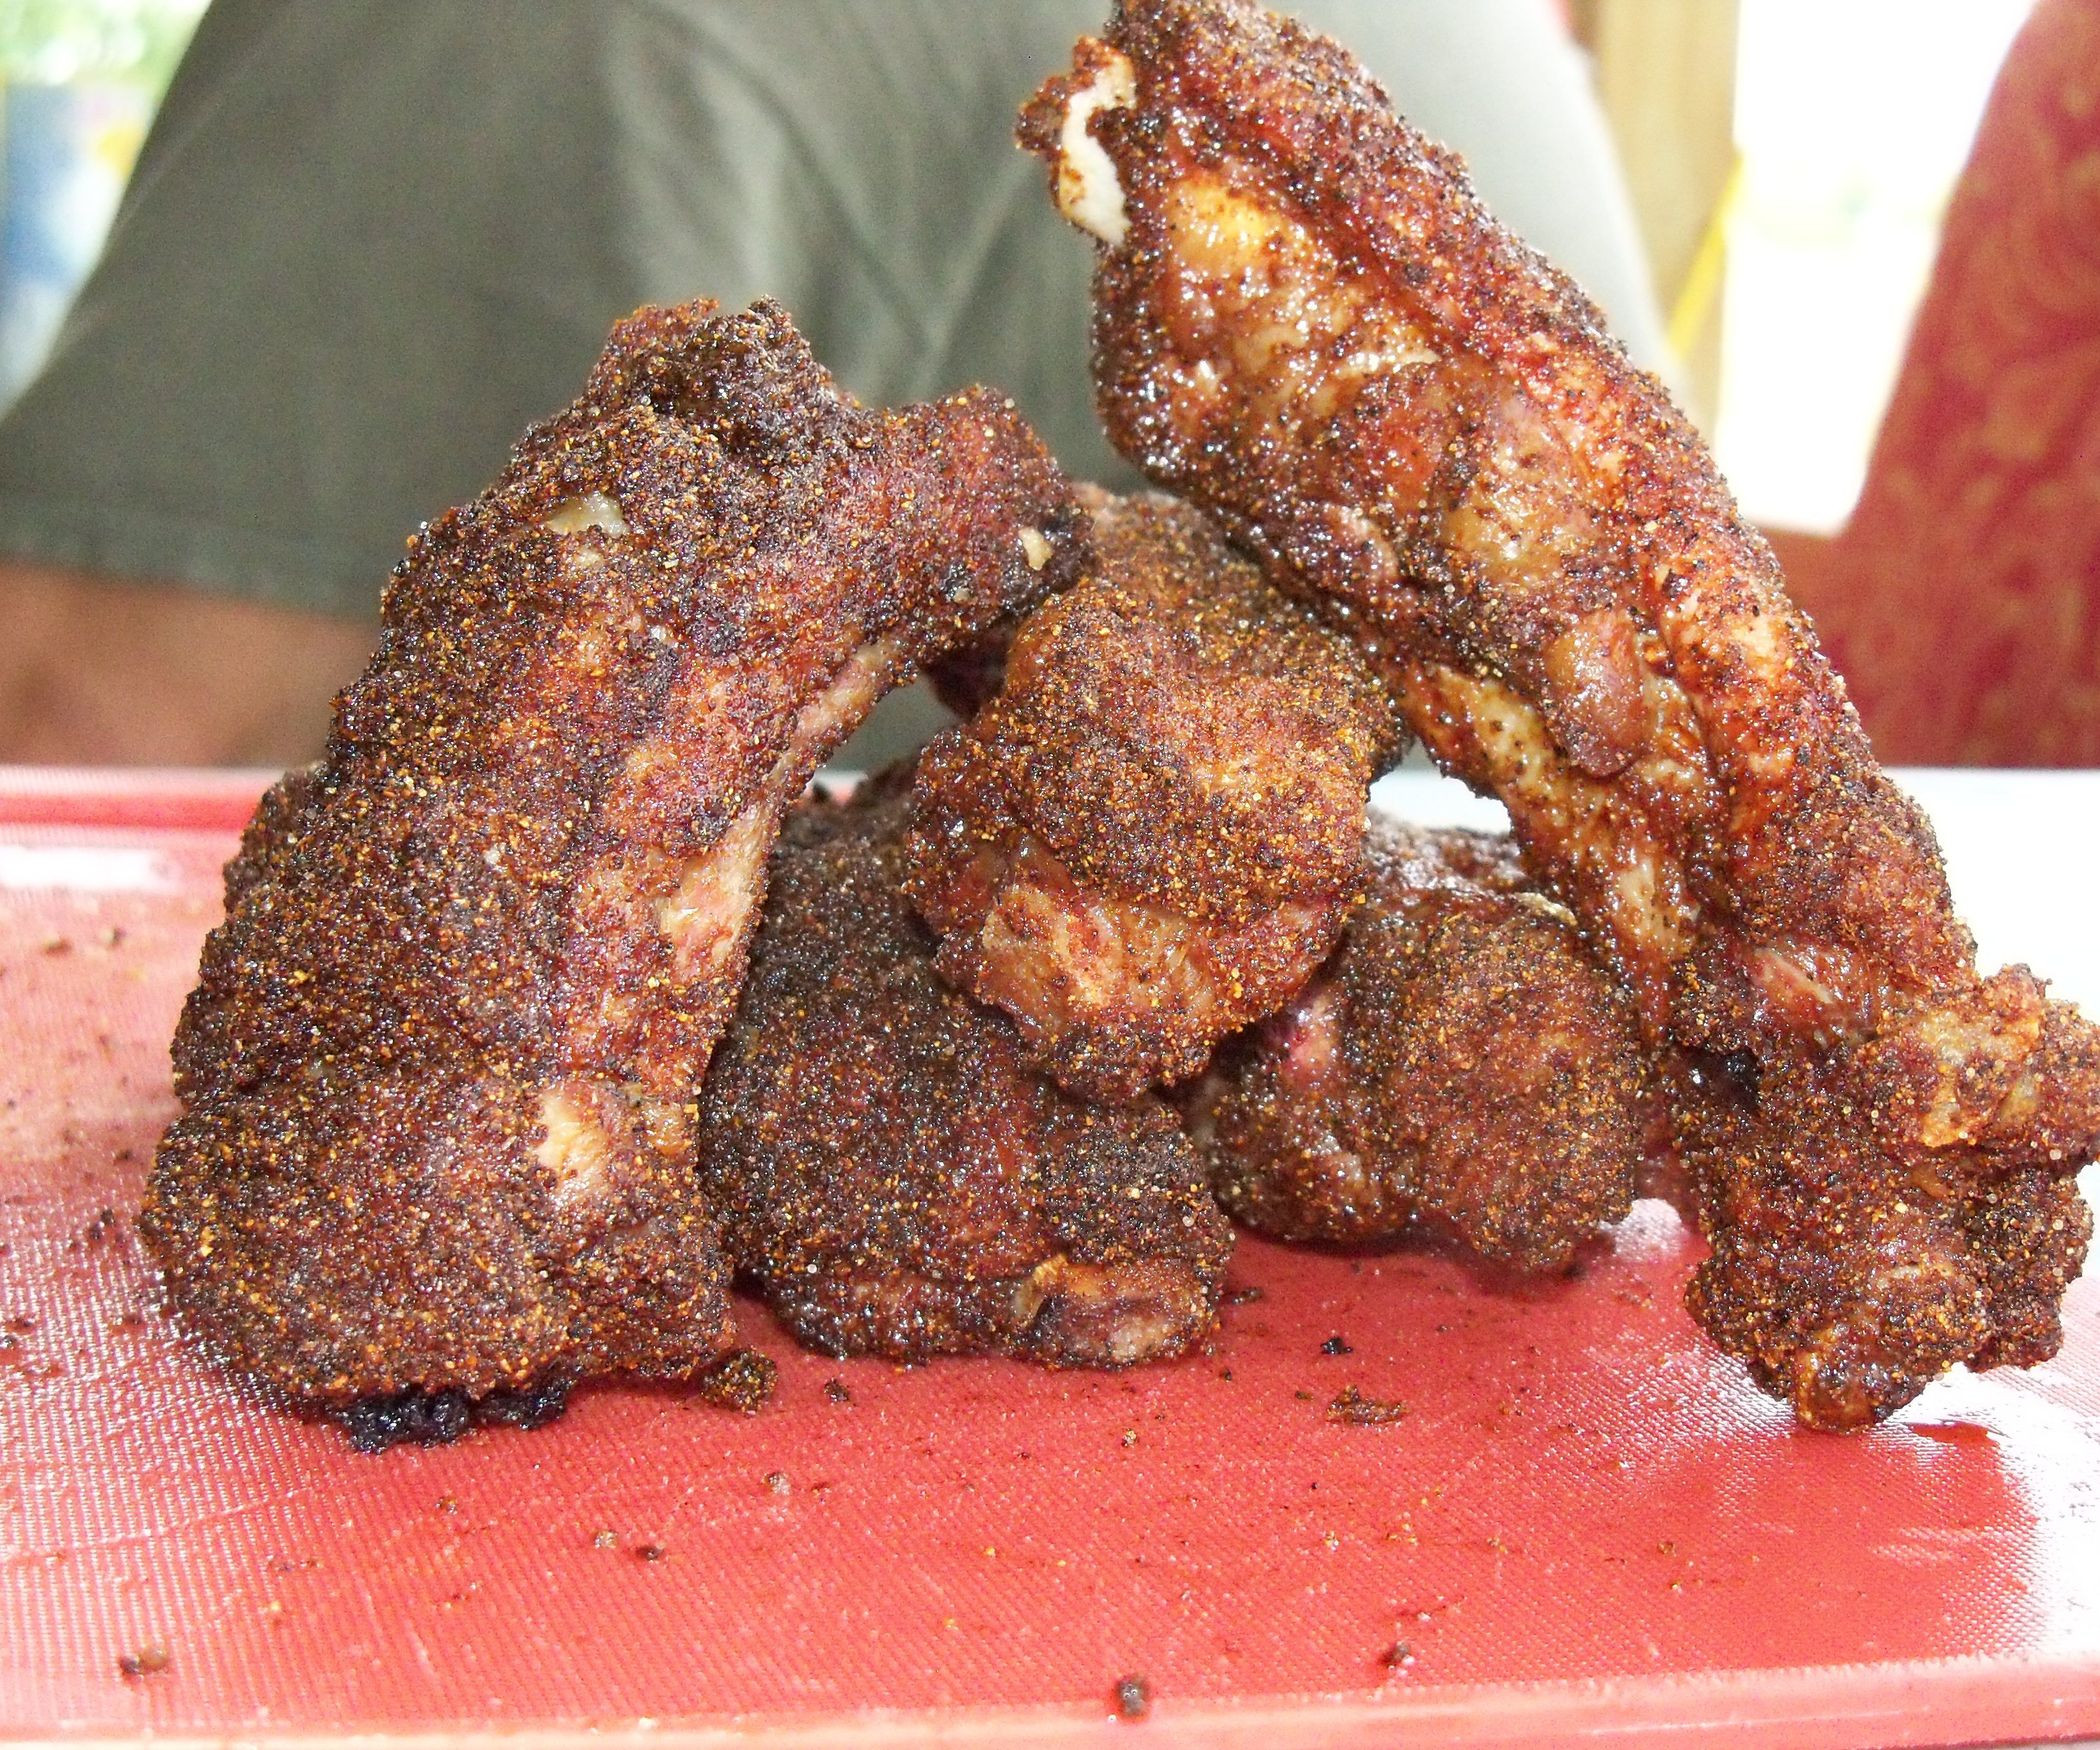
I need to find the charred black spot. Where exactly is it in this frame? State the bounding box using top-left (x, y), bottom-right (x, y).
top-left (339, 1390), bottom-right (471, 1451)
top-left (475, 1375), bottom-right (575, 1431)
top-left (338, 1377), bottom-right (572, 1452)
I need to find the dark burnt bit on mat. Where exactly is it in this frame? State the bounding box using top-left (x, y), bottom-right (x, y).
top-left (1113, 1674), bottom-right (1152, 1719)
top-left (337, 1376), bottom-right (574, 1452)
top-left (141, 295), bottom-right (1084, 1424)
top-left (473, 1375), bottom-right (575, 1432)
top-left (698, 785), bottom-right (1231, 1368)
top-left (337, 1391), bottom-right (470, 1452)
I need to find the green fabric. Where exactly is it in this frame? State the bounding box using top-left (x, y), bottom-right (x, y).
top-left (0, 0), bottom-right (1663, 619)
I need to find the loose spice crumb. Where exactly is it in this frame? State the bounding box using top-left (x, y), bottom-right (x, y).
top-left (1327, 1385), bottom-right (1410, 1425)
top-left (1113, 1674), bottom-right (1151, 1719)
top-left (823, 1377), bottom-right (852, 1405)
top-left (1222, 1283), bottom-right (1264, 1305)
top-left (1320, 1334), bottom-right (1352, 1355)
top-left (634, 1542), bottom-right (666, 1563)
top-left (116, 1645), bottom-right (169, 1679)
top-left (592, 1530), bottom-right (617, 1550)
top-left (698, 1348), bottom-right (777, 1414)
top-left (764, 1470), bottom-right (791, 1496)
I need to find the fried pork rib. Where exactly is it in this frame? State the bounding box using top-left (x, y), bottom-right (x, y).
top-left (1188, 823), bottom-right (1651, 1275)
top-left (1025, 1), bottom-right (2100, 1424)
top-left (907, 490), bottom-right (1396, 1102)
top-left (143, 298), bottom-right (1082, 1416)
top-left (698, 785), bottom-right (1231, 1364)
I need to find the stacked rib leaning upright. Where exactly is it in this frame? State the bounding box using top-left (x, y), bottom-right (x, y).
top-left (1021, 0), bottom-right (2100, 1428)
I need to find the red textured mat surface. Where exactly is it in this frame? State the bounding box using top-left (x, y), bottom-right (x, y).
top-left (3, 774), bottom-right (2099, 1747)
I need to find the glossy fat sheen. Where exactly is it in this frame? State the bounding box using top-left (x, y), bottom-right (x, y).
top-left (1190, 823), bottom-right (1650, 1274)
top-left (698, 786), bottom-right (1232, 1365)
top-left (143, 298), bottom-right (1083, 1408)
top-left (1024, 0), bottom-right (2100, 1425)
top-left (906, 491), bottom-right (1396, 1102)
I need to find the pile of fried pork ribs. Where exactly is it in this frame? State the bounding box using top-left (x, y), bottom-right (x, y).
top-left (143, 0), bottom-right (2100, 1446)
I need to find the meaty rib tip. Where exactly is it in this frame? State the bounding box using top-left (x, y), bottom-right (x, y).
top-left (700, 782), bottom-right (1232, 1365)
top-left (908, 488), bottom-right (1397, 1102)
top-left (1189, 821), bottom-right (1656, 1276)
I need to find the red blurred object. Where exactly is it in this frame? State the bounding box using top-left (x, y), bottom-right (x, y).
top-left (1781, 0), bottom-right (2100, 767)
top-left (3, 772), bottom-right (2099, 1747)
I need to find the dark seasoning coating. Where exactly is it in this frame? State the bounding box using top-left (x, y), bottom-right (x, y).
top-left (127, 0), bottom-right (2098, 1460)
top-left (142, 297), bottom-right (1084, 1418)
top-left (700, 785), bottom-right (1232, 1365)
top-left (1190, 822), bottom-right (1655, 1275)
top-left (907, 489), bottom-right (1397, 1101)
top-left (1024, 0), bottom-right (2100, 1425)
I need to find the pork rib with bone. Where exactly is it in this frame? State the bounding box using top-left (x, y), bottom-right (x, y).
top-left (144, 298), bottom-right (1082, 1432)
top-left (1022, 0), bottom-right (2099, 1426)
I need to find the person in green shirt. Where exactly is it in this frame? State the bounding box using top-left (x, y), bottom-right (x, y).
top-left (0, 0), bottom-right (1663, 765)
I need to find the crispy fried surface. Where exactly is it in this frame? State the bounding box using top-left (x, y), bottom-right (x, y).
top-left (1189, 822), bottom-right (1651, 1274)
top-left (698, 785), bottom-right (1231, 1365)
top-left (143, 299), bottom-right (1083, 1410)
top-left (906, 490), bottom-right (1396, 1102)
top-left (1025, 1), bottom-right (2100, 1424)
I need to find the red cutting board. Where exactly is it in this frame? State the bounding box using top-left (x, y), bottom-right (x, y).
top-left (2, 772), bottom-right (2098, 1748)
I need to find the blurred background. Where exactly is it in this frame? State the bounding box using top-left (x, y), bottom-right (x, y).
top-left (0, 0), bottom-right (203, 410)
top-left (0, 0), bottom-right (2032, 501)
top-left (0, 0), bottom-right (2090, 769)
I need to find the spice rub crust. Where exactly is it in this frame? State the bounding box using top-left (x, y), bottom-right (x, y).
top-left (144, 298), bottom-right (1084, 1410)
